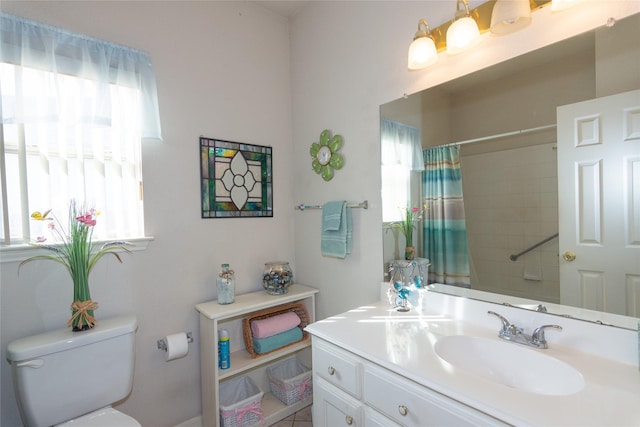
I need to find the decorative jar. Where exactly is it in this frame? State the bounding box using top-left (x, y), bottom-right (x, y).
top-left (262, 262), bottom-right (293, 295)
top-left (217, 263), bottom-right (235, 304)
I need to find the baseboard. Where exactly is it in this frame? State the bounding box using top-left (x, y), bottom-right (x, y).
top-left (174, 415), bottom-right (202, 427)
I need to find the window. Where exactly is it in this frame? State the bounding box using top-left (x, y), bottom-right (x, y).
top-left (0, 13), bottom-right (162, 247)
top-left (381, 163), bottom-right (412, 223)
top-left (380, 119), bottom-right (424, 222)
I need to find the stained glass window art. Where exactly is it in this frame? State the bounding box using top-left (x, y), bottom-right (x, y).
top-left (200, 137), bottom-right (273, 218)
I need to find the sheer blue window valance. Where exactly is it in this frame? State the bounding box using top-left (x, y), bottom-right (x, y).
top-left (380, 118), bottom-right (424, 171)
top-left (0, 13), bottom-right (162, 140)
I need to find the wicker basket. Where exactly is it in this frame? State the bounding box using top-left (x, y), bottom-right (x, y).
top-left (242, 302), bottom-right (310, 358)
top-left (219, 376), bottom-right (264, 427)
top-left (267, 358), bottom-right (313, 406)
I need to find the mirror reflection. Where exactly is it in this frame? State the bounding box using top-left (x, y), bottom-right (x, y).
top-left (381, 13), bottom-right (640, 322)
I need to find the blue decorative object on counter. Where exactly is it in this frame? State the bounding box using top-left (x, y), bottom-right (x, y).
top-left (414, 257), bottom-right (430, 288)
top-left (391, 259), bottom-right (416, 288)
top-left (262, 262), bottom-right (293, 295)
top-left (389, 281), bottom-right (411, 312)
top-left (217, 264), bottom-right (235, 305)
top-left (390, 258), bottom-right (430, 290)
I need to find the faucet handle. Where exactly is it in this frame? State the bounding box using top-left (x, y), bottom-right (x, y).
top-left (531, 324), bottom-right (563, 348)
top-left (487, 311), bottom-right (511, 333)
top-left (535, 304), bottom-right (548, 313)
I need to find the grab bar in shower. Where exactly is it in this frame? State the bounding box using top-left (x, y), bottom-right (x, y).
top-left (509, 233), bottom-right (559, 261)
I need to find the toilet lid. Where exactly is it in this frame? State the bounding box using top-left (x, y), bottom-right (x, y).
top-left (56, 407), bottom-right (141, 427)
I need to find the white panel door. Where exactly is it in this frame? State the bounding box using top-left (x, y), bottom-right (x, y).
top-left (557, 89), bottom-right (640, 316)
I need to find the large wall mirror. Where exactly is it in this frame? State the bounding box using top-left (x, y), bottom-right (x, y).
top-left (381, 12), bottom-right (639, 327)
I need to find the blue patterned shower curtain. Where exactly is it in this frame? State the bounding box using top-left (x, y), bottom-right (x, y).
top-left (422, 146), bottom-right (471, 287)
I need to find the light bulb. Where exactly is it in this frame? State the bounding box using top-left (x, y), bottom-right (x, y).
top-left (446, 17), bottom-right (480, 55)
top-left (408, 36), bottom-right (438, 70)
top-left (490, 0), bottom-right (532, 35)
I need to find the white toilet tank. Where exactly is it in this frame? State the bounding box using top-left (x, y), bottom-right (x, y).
top-left (7, 316), bottom-right (137, 427)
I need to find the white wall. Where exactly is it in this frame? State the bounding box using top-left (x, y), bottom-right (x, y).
top-left (0, 2), bottom-right (293, 426)
top-left (1, 1), bottom-right (638, 426)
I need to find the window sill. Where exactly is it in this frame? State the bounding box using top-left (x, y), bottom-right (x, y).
top-left (0, 236), bottom-right (155, 264)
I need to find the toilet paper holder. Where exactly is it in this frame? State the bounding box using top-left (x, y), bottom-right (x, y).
top-left (157, 332), bottom-right (193, 351)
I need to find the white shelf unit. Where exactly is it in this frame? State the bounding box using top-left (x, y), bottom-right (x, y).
top-left (196, 284), bottom-right (318, 427)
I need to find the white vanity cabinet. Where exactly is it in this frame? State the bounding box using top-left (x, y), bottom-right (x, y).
top-left (311, 336), bottom-right (507, 427)
top-left (196, 284), bottom-right (318, 427)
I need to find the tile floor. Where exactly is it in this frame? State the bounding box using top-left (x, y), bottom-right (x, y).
top-left (270, 405), bottom-right (312, 427)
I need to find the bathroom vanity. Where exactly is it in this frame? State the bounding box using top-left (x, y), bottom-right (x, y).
top-left (305, 288), bottom-right (640, 427)
top-left (312, 337), bottom-right (505, 427)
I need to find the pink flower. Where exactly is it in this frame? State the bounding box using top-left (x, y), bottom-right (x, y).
top-left (76, 214), bottom-right (97, 226)
top-left (36, 236), bottom-right (47, 243)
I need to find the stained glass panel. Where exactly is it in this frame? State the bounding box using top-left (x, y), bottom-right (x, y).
top-left (200, 137), bottom-right (273, 218)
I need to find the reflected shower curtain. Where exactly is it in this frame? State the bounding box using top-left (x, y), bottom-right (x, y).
top-left (422, 146), bottom-right (471, 287)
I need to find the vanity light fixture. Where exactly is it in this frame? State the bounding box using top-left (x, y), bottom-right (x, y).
top-left (408, 19), bottom-right (438, 70)
top-left (446, 0), bottom-right (481, 55)
top-left (406, 0), bottom-right (557, 70)
top-left (490, 0), bottom-right (532, 35)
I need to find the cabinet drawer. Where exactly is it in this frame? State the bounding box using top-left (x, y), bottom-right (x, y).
top-left (314, 377), bottom-right (362, 427)
top-left (364, 364), bottom-right (505, 427)
top-left (364, 407), bottom-right (401, 427)
top-left (313, 338), bottom-right (362, 398)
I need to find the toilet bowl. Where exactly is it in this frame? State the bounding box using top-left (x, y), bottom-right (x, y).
top-left (7, 316), bottom-right (140, 427)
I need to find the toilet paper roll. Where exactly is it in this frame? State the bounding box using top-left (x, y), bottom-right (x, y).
top-left (164, 332), bottom-right (189, 361)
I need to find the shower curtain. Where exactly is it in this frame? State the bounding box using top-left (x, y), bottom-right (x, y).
top-left (422, 146), bottom-right (471, 287)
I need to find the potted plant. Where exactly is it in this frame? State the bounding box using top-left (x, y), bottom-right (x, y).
top-left (19, 201), bottom-right (131, 331)
top-left (392, 205), bottom-right (427, 260)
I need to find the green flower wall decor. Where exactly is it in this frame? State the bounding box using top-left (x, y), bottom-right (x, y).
top-left (310, 129), bottom-right (344, 181)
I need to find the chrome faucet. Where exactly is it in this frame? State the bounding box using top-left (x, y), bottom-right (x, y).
top-left (535, 304), bottom-right (548, 313)
top-left (488, 311), bottom-right (562, 349)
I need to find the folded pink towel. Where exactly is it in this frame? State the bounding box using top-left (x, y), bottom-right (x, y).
top-left (251, 311), bottom-right (301, 339)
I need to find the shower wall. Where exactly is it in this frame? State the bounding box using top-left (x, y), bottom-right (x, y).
top-left (461, 141), bottom-right (560, 303)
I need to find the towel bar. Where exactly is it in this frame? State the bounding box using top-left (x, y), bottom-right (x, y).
top-left (294, 200), bottom-right (368, 211)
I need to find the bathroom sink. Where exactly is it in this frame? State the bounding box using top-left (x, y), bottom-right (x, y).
top-left (434, 335), bottom-right (585, 396)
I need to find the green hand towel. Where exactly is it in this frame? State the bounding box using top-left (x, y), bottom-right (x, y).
top-left (321, 201), bottom-right (352, 258)
top-left (253, 327), bottom-right (303, 354)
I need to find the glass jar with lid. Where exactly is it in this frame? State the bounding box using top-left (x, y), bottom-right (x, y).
top-left (262, 261), bottom-right (293, 295)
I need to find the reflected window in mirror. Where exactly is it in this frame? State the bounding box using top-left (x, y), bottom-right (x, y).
top-left (380, 119), bottom-right (424, 223)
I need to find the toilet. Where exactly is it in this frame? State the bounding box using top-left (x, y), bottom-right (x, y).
top-left (6, 316), bottom-right (141, 427)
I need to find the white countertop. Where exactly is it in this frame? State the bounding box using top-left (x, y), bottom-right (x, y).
top-left (305, 291), bottom-right (640, 427)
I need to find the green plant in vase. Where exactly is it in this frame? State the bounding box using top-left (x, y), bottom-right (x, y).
top-left (19, 201), bottom-right (131, 331)
top-left (392, 205), bottom-right (427, 261)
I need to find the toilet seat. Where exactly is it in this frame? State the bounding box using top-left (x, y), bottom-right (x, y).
top-left (56, 407), bottom-right (141, 427)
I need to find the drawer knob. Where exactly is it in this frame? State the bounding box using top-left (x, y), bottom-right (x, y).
top-left (328, 366), bottom-right (336, 375)
top-left (345, 415), bottom-right (353, 425)
top-left (398, 405), bottom-right (408, 416)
